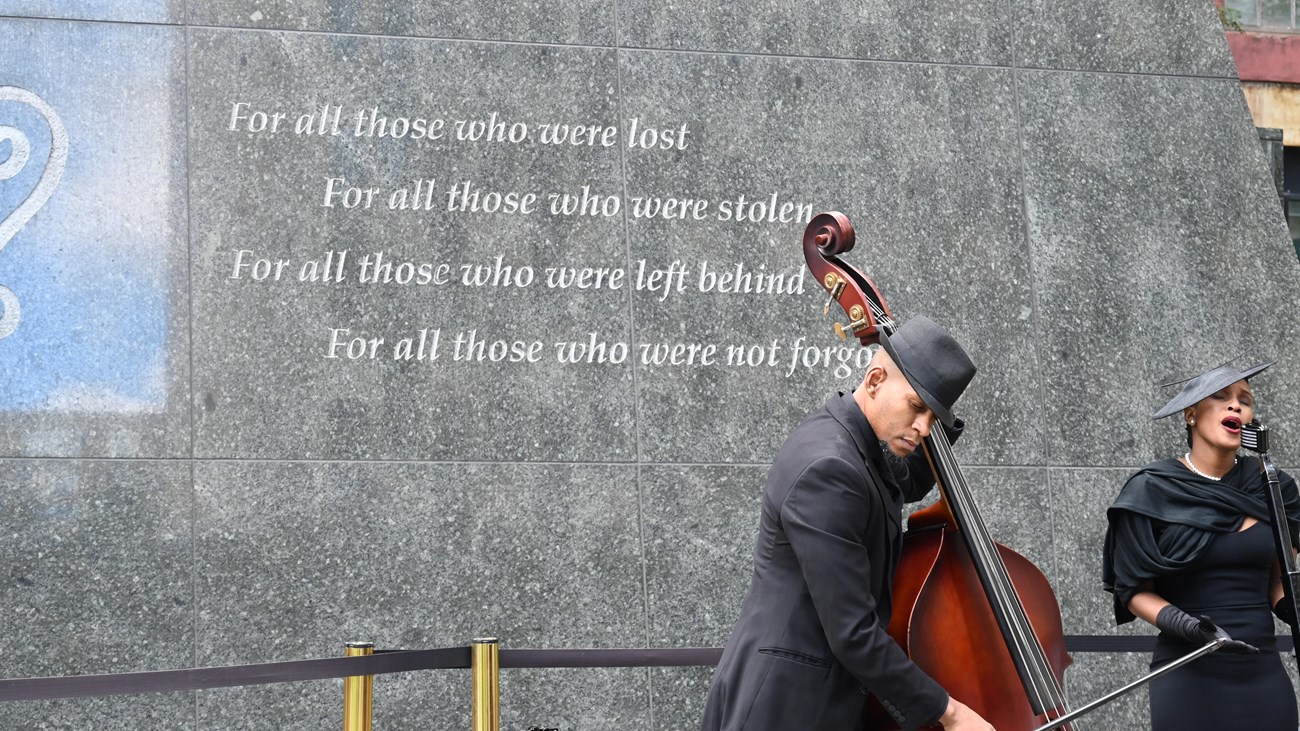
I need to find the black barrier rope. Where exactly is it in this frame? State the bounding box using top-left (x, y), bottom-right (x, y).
top-left (1, 637), bottom-right (1292, 702)
top-left (499, 647), bottom-right (723, 668)
top-left (0, 647), bottom-right (471, 702)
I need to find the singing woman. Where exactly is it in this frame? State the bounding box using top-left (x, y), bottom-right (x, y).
top-left (1103, 360), bottom-right (1300, 730)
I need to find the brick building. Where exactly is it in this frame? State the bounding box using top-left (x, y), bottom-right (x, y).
top-left (1219, 0), bottom-right (1300, 256)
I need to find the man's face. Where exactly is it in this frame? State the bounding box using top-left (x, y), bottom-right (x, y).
top-left (860, 355), bottom-right (938, 457)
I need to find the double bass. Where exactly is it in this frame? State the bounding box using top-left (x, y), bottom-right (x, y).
top-left (801, 212), bottom-right (1075, 730)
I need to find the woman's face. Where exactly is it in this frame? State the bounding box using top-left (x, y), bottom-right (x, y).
top-left (1185, 380), bottom-right (1254, 452)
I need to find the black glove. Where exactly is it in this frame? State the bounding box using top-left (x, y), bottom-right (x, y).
top-left (1156, 605), bottom-right (1259, 654)
top-left (1274, 596), bottom-right (1298, 627)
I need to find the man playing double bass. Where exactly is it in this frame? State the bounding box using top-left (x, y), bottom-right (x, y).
top-left (700, 316), bottom-right (995, 731)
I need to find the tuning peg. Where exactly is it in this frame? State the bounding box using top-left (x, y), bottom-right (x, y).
top-left (821, 275), bottom-right (846, 316)
top-left (833, 305), bottom-right (869, 341)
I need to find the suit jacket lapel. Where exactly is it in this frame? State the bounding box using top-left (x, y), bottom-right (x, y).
top-left (826, 391), bottom-right (904, 526)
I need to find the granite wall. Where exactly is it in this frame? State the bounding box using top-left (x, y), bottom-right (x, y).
top-left (2, 2), bottom-right (1299, 730)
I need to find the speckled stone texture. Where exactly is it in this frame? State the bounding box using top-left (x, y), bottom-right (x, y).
top-left (0, 3), bottom-right (1298, 731)
top-left (187, 31), bottom-right (635, 461)
top-left (620, 51), bottom-right (1041, 466)
top-left (189, 0), bottom-right (614, 45)
top-left (194, 460), bottom-right (646, 730)
top-left (1066, 652), bottom-right (1151, 729)
top-left (1016, 0), bottom-right (1238, 76)
top-left (1019, 70), bottom-right (1300, 468)
top-left (0, 459), bottom-right (195, 729)
top-left (0, 0), bottom-right (184, 23)
top-left (1051, 468), bottom-right (1144, 637)
top-left (618, 0), bottom-right (1014, 65)
top-left (642, 465), bottom-right (766, 648)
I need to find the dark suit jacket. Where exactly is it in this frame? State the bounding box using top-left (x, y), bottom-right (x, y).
top-left (700, 392), bottom-right (949, 731)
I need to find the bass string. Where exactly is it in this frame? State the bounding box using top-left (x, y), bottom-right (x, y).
top-left (929, 431), bottom-right (1071, 718)
top-left (860, 282), bottom-right (1072, 724)
top-left (935, 433), bottom-right (1066, 713)
top-left (931, 437), bottom-right (1064, 717)
top-left (928, 436), bottom-right (1056, 713)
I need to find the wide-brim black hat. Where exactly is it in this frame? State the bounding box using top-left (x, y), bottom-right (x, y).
top-left (877, 316), bottom-right (976, 428)
top-left (1152, 361), bottom-right (1275, 419)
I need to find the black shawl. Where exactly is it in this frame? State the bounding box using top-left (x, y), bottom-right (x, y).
top-left (1102, 456), bottom-right (1300, 624)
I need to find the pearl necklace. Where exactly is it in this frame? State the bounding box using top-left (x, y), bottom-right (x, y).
top-left (1183, 452), bottom-right (1236, 481)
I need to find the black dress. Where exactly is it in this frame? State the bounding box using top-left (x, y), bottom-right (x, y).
top-left (1148, 521), bottom-right (1297, 730)
top-left (1103, 457), bottom-right (1300, 731)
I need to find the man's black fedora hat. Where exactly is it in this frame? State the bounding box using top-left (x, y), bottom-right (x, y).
top-left (1152, 361), bottom-right (1274, 420)
top-left (878, 316), bottom-right (976, 428)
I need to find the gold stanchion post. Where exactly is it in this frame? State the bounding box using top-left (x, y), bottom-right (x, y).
top-left (471, 637), bottom-right (500, 731)
top-left (343, 641), bottom-right (374, 731)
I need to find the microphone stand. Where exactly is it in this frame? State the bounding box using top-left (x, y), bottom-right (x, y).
top-left (1032, 638), bottom-right (1226, 731)
top-left (1240, 420), bottom-right (1300, 672)
top-left (1036, 421), bottom-right (1298, 731)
